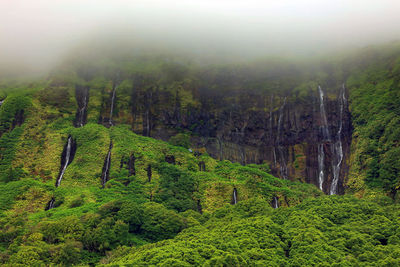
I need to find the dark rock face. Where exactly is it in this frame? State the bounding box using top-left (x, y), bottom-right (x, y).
top-left (97, 82), bottom-right (352, 194)
top-left (153, 90), bottom-right (351, 194)
top-left (74, 85), bottom-right (89, 127)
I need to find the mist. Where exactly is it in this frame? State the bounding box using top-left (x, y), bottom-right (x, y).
top-left (1, 0), bottom-right (400, 76)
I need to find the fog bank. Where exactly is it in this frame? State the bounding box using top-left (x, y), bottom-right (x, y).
top-left (1, 0), bottom-right (400, 76)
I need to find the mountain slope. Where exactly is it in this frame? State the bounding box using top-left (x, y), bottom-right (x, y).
top-left (1, 43), bottom-right (400, 265)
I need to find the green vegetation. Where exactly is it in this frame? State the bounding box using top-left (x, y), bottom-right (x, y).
top-left (0, 82), bottom-right (321, 265)
top-left (104, 196), bottom-right (400, 266)
top-left (1, 43), bottom-right (400, 265)
top-left (346, 47), bottom-right (400, 198)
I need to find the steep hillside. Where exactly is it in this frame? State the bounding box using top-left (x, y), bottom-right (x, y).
top-left (1, 43), bottom-right (400, 265)
top-left (0, 83), bottom-right (320, 265)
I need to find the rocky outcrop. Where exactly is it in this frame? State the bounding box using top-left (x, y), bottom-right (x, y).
top-left (95, 80), bottom-right (352, 194)
top-left (74, 85), bottom-right (89, 127)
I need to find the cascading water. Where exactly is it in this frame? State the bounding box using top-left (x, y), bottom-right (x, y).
top-left (317, 86), bottom-right (332, 191)
top-left (0, 99), bottom-right (4, 106)
top-left (46, 136), bottom-right (75, 210)
top-left (75, 86), bottom-right (89, 127)
top-left (101, 142), bottom-right (113, 187)
top-left (329, 84), bottom-right (346, 195)
top-left (45, 198), bottom-right (55, 211)
top-left (272, 196), bottom-right (279, 209)
top-left (55, 136), bottom-right (73, 187)
top-left (109, 85), bottom-right (117, 126)
top-left (318, 86), bottom-right (331, 141)
top-left (317, 143), bottom-right (325, 190)
top-left (232, 188), bottom-right (238, 205)
top-left (276, 97), bottom-right (288, 179)
top-left (78, 96), bottom-right (87, 126)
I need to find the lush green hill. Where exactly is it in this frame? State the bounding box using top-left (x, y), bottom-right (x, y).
top-left (0, 84), bottom-right (320, 265)
top-left (103, 196), bottom-right (399, 266)
top-left (1, 43), bottom-right (400, 266)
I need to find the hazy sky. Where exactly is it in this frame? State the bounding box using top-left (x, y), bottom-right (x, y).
top-left (1, 0), bottom-right (400, 73)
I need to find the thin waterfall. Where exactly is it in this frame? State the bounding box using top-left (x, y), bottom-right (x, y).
top-left (329, 84), bottom-right (346, 195)
top-left (318, 86), bottom-right (331, 141)
top-left (55, 136), bottom-right (73, 187)
top-left (47, 136), bottom-right (75, 210)
top-left (101, 142), bottom-right (113, 187)
top-left (0, 99), bottom-right (4, 106)
top-left (79, 96), bottom-right (87, 126)
top-left (232, 188), bottom-right (238, 205)
top-left (276, 97), bottom-right (288, 179)
top-left (109, 85), bottom-right (117, 126)
top-left (277, 97), bottom-right (287, 142)
top-left (76, 94), bottom-right (88, 127)
top-left (75, 86), bottom-right (89, 127)
top-left (317, 86), bottom-right (332, 191)
top-left (217, 137), bottom-right (223, 160)
top-left (277, 147), bottom-right (288, 179)
top-left (45, 198), bottom-right (55, 211)
top-left (318, 143), bottom-right (325, 190)
top-left (272, 196), bottom-right (279, 209)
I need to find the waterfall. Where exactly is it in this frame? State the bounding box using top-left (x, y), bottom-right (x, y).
top-left (277, 147), bottom-right (288, 179)
top-left (318, 143), bottom-right (325, 190)
top-left (232, 188), bottom-right (238, 205)
top-left (317, 86), bottom-right (332, 191)
top-left (276, 97), bottom-right (288, 179)
top-left (76, 94), bottom-right (88, 127)
top-left (109, 85), bottom-right (117, 126)
top-left (277, 97), bottom-right (287, 143)
top-left (318, 86), bottom-right (331, 141)
top-left (217, 137), bottom-right (223, 160)
top-left (101, 142), bottom-right (113, 187)
top-left (45, 197), bottom-right (55, 211)
top-left (272, 196), bottom-right (279, 209)
top-left (0, 99), bottom-right (4, 106)
top-left (55, 136), bottom-right (73, 187)
top-left (329, 84), bottom-right (346, 195)
top-left (75, 86), bottom-right (89, 127)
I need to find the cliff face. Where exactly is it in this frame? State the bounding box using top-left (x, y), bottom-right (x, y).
top-left (97, 82), bottom-right (352, 194)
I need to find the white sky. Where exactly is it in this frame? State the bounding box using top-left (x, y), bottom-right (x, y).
top-left (1, 0), bottom-right (400, 71)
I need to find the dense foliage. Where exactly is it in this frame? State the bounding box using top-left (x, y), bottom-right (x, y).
top-left (347, 52), bottom-right (400, 197)
top-left (104, 196), bottom-right (399, 266)
top-left (0, 43), bottom-right (400, 265)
